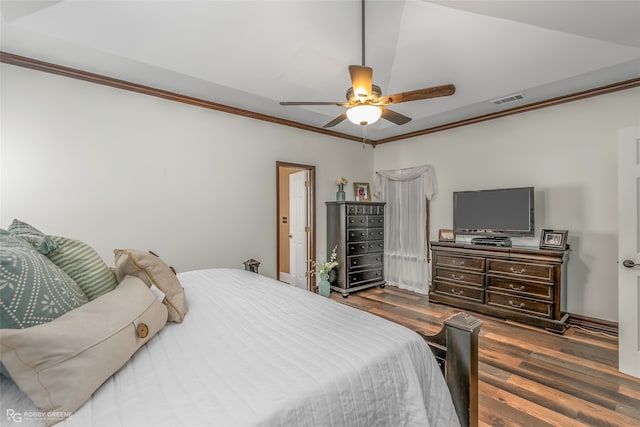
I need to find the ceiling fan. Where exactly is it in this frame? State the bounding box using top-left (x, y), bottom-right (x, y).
top-left (279, 0), bottom-right (456, 129)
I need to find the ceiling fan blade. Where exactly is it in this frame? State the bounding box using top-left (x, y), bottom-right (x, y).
top-left (322, 113), bottom-right (348, 128)
top-left (378, 84), bottom-right (456, 105)
top-left (348, 65), bottom-right (373, 98)
top-left (280, 101), bottom-right (345, 106)
top-left (381, 107), bottom-right (412, 125)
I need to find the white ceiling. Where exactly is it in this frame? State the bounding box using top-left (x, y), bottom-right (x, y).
top-left (2, 0), bottom-right (639, 141)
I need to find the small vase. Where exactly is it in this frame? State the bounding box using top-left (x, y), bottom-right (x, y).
top-left (336, 184), bottom-right (346, 201)
top-left (318, 273), bottom-right (330, 297)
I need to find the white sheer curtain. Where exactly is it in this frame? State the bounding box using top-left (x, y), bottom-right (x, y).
top-left (374, 165), bottom-right (438, 294)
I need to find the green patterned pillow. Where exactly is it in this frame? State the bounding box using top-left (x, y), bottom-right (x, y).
top-left (0, 227), bottom-right (33, 250)
top-left (47, 236), bottom-right (118, 301)
top-left (7, 219), bottom-right (57, 254)
top-left (0, 230), bottom-right (89, 329)
top-left (6, 220), bottom-right (118, 301)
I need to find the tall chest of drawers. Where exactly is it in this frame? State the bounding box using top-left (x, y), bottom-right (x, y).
top-left (326, 201), bottom-right (386, 297)
top-left (430, 242), bottom-right (570, 333)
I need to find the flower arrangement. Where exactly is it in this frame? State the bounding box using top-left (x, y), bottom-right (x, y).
top-left (336, 177), bottom-right (348, 186)
top-left (310, 245), bottom-right (339, 275)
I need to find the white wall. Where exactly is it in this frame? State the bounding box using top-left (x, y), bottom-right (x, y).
top-left (374, 87), bottom-right (640, 321)
top-left (0, 64), bottom-right (374, 279)
top-left (3, 62), bottom-right (639, 321)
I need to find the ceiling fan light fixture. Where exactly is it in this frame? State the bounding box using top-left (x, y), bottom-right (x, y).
top-left (346, 105), bottom-right (382, 126)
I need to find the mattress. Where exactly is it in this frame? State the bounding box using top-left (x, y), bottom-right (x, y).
top-left (0, 268), bottom-right (459, 427)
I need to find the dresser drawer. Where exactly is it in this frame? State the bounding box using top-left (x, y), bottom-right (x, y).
top-left (367, 227), bottom-right (384, 240)
top-left (348, 242), bottom-right (369, 255)
top-left (347, 215), bottom-right (367, 228)
top-left (348, 269), bottom-right (383, 286)
top-left (348, 241), bottom-right (384, 255)
top-left (347, 205), bottom-right (376, 215)
top-left (434, 267), bottom-right (483, 287)
top-left (367, 215), bottom-right (384, 227)
top-left (486, 276), bottom-right (553, 300)
top-left (366, 240), bottom-right (384, 253)
top-left (487, 259), bottom-right (554, 283)
top-left (349, 254), bottom-right (383, 271)
top-left (434, 253), bottom-right (485, 272)
top-left (347, 229), bottom-right (369, 242)
top-left (486, 291), bottom-right (552, 318)
top-left (432, 280), bottom-right (484, 303)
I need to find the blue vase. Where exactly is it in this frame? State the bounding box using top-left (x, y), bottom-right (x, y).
top-left (319, 273), bottom-right (330, 297)
top-left (336, 184), bottom-right (346, 201)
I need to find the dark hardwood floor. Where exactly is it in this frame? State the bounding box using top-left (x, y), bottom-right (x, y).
top-left (330, 286), bottom-right (640, 427)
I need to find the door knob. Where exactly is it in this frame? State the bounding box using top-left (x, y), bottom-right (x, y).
top-left (623, 259), bottom-right (638, 268)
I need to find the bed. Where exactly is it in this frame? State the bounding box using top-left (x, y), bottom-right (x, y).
top-left (1, 244), bottom-right (480, 427)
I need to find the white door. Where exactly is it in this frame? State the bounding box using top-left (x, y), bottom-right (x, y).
top-left (618, 125), bottom-right (640, 379)
top-left (289, 170), bottom-right (308, 290)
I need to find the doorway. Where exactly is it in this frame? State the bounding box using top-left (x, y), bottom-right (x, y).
top-left (276, 161), bottom-right (316, 291)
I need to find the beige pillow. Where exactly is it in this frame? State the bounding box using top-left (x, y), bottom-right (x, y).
top-left (114, 249), bottom-right (187, 323)
top-left (0, 275), bottom-right (167, 426)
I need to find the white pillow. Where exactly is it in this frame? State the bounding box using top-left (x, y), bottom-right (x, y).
top-left (114, 249), bottom-right (187, 323)
top-left (0, 275), bottom-right (168, 426)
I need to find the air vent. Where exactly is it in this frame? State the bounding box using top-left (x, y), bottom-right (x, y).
top-left (492, 93), bottom-right (524, 105)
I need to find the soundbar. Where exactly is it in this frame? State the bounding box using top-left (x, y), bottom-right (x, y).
top-left (471, 236), bottom-right (512, 247)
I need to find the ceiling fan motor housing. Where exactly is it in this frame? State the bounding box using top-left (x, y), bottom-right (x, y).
top-left (347, 85), bottom-right (382, 104)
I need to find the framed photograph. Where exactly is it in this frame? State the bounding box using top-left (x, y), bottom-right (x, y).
top-left (539, 229), bottom-right (568, 250)
top-left (353, 182), bottom-right (371, 202)
top-left (438, 229), bottom-right (455, 242)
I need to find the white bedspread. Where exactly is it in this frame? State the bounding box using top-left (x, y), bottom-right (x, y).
top-left (1, 268), bottom-right (459, 427)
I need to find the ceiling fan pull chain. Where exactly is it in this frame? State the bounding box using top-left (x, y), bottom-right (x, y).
top-left (362, 126), bottom-right (366, 149)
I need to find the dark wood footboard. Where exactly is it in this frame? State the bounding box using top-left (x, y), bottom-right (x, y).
top-left (418, 313), bottom-right (482, 427)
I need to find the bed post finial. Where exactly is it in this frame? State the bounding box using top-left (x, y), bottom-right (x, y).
top-left (443, 312), bottom-right (482, 427)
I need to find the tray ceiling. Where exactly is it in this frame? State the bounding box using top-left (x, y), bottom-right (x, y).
top-left (1, 0), bottom-right (639, 142)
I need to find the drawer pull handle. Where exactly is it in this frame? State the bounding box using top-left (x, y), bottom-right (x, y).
top-left (509, 283), bottom-right (525, 291)
top-left (352, 261), bottom-right (358, 265)
top-left (510, 267), bottom-right (526, 274)
top-left (451, 260), bottom-right (465, 266)
top-left (451, 289), bottom-right (464, 295)
top-left (509, 300), bottom-right (525, 309)
top-left (451, 274), bottom-right (464, 280)
top-left (360, 245), bottom-right (365, 249)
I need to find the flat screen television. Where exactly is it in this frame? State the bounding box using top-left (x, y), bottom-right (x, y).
top-left (453, 187), bottom-right (535, 237)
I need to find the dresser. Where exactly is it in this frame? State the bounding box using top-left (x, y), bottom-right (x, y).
top-left (430, 242), bottom-right (569, 333)
top-left (326, 201), bottom-right (386, 297)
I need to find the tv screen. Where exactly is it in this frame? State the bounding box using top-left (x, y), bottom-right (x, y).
top-left (453, 187), bottom-right (534, 236)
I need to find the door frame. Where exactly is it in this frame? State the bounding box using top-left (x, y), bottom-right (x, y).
top-left (276, 161), bottom-right (316, 291)
top-left (618, 125), bottom-right (640, 378)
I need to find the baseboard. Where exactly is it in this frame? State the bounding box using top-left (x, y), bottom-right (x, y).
top-left (279, 272), bottom-right (293, 284)
top-left (568, 313), bottom-right (618, 337)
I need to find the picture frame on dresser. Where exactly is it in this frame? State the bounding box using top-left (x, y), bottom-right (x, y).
top-left (353, 182), bottom-right (371, 202)
top-left (439, 229), bottom-right (455, 242)
top-left (540, 229), bottom-right (568, 250)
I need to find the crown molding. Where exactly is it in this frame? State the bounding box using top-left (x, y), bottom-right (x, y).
top-left (0, 51), bottom-right (362, 144)
top-left (374, 77), bottom-right (640, 145)
top-left (2, 51), bottom-right (638, 146)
